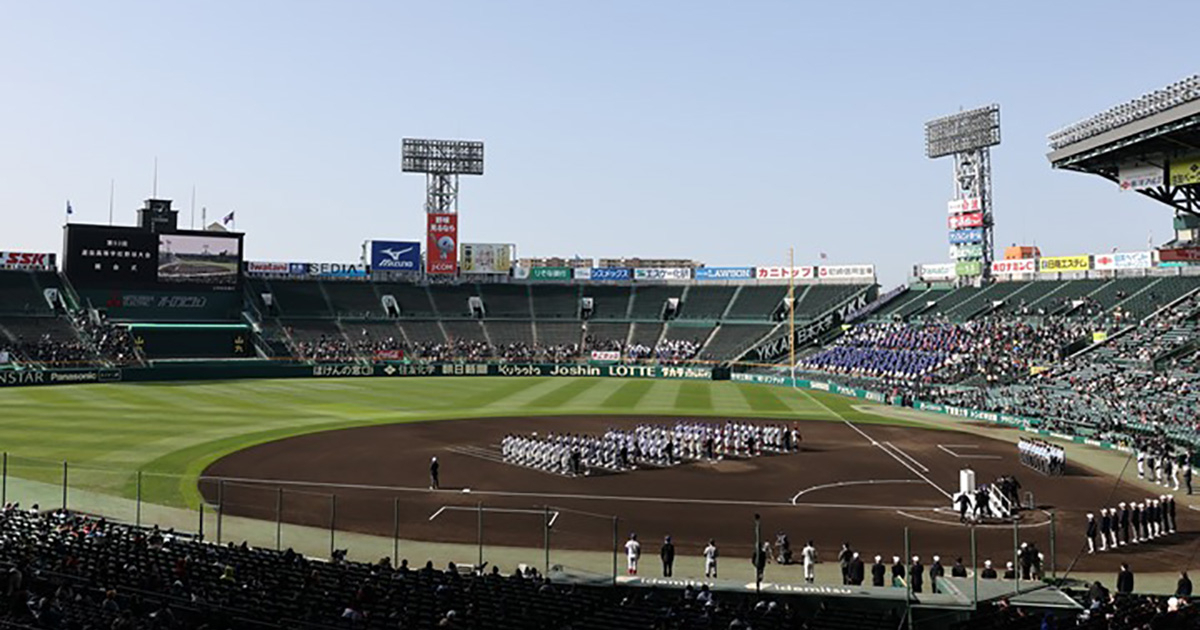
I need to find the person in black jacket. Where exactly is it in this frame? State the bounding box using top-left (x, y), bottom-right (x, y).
top-left (1116, 563), bottom-right (1134, 595)
top-left (981, 560), bottom-right (997, 579)
top-left (929, 556), bottom-right (945, 594)
top-left (1085, 513), bottom-right (1097, 553)
top-left (1119, 502), bottom-right (1130, 546)
top-left (429, 457), bottom-right (440, 490)
top-left (910, 556), bottom-right (924, 594)
top-left (660, 536), bottom-right (675, 577)
top-left (848, 552), bottom-right (864, 586)
top-left (951, 557), bottom-right (968, 578)
top-left (1177, 571), bottom-right (1192, 598)
top-left (1168, 495), bottom-right (1177, 534)
top-left (871, 555), bottom-right (886, 587)
top-left (1099, 508), bottom-right (1111, 551)
top-left (1131, 504), bottom-right (1142, 543)
top-left (891, 556), bottom-right (905, 587)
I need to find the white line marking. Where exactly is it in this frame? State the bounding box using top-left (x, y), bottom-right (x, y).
top-left (429, 505), bottom-right (559, 521)
top-left (937, 444), bottom-right (1002, 460)
top-left (884, 442), bottom-right (929, 473)
top-left (429, 506), bottom-right (447, 521)
top-left (799, 390), bottom-right (951, 499)
top-left (894, 510), bottom-right (1052, 529)
top-left (791, 479), bottom-right (925, 504)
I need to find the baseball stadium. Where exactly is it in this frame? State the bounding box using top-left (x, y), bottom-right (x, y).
top-left (6, 9), bottom-right (1200, 629)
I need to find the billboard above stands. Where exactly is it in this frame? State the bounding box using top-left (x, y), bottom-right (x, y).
top-left (460, 243), bottom-right (515, 274)
top-left (1039, 255), bottom-right (1091, 273)
top-left (948, 212), bottom-right (984, 230)
top-left (245, 261), bottom-right (293, 275)
top-left (529, 266), bottom-right (572, 281)
top-left (426, 213), bottom-right (458, 274)
top-left (305, 262), bottom-right (368, 278)
top-left (157, 233), bottom-right (241, 285)
top-left (0, 251), bottom-right (56, 270)
top-left (755, 266), bottom-right (815, 281)
top-left (991, 259), bottom-right (1037, 275)
top-left (949, 244), bottom-right (983, 259)
top-left (1169, 157), bottom-right (1200, 187)
top-left (948, 228), bottom-right (983, 245)
top-left (1093, 251), bottom-right (1152, 271)
top-left (634, 267), bottom-right (691, 281)
top-left (1119, 163), bottom-right (1164, 191)
top-left (695, 267), bottom-right (754, 281)
top-left (1158, 247), bottom-right (1200, 263)
top-left (947, 197), bottom-right (982, 214)
top-left (817, 265), bottom-right (874, 281)
top-left (917, 262), bottom-right (956, 282)
top-left (955, 261), bottom-right (982, 277)
top-left (369, 240), bottom-right (421, 272)
top-left (589, 267), bottom-right (632, 281)
top-left (573, 267), bottom-right (593, 280)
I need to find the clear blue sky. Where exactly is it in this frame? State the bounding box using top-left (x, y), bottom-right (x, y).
top-left (1, 1), bottom-right (1193, 286)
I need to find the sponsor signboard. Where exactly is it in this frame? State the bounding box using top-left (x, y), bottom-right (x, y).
top-left (633, 267), bottom-right (691, 281)
top-left (947, 212), bottom-right (984, 230)
top-left (948, 228), bottom-right (983, 245)
top-left (756, 266), bottom-right (815, 281)
top-left (1158, 247), bottom-right (1200, 263)
top-left (590, 350), bottom-right (621, 363)
top-left (753, 312), bottom-right (840, 362)
top-left (949, 244), bottom-right (983, 259)
top-left (588, 267), bottom-right (632, 281)
top-left (1093, 251), bottom-right (1152, 271)
top-left (374, 349), bottom-right (404, 361)
top-left (369, 241), bottom-right (422, 272)
top-left (426, 213), bottom-right (458, 274)
top-left (694, 267), bottom-right (754, 280)
top-left (1169, 157), bottom-right (1200, 187)
top-left (991, 259), bottom-right (1036, 275)
top-left (460, 243), bottom-right (515, 274)
top-left (245, 261), bottom-right (293, 275)
top-left (955, 261), bottom-right (982, 276)
top-left (0, 252), bottom-right (56, 270)
top-left (1119, 163), bottom-right (1164, 191)
top-left (916, 262), bottom-right (956, 282)
top-left (1039, 255), bottom-right (1091, 273)
top-left (573, 267), bottom-right (593, 280)
top-left (817, 265), bottom-right (874, 281)
top-left (947, 197), bottom-right (982, 214)
top-left (306, 262), bottom-right (368, 278)
top-left (529, 267), bottom-right (572, 281)
top-left (0, 369), bottom-right (121, 387)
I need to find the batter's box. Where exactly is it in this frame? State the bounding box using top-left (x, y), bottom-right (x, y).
top-left (937, 444), bottom-right (1002, 460)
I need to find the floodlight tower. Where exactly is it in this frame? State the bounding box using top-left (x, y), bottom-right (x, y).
top-left (401, 138), bottom-right (485, 274)
top-left (925, 105), bottom-right (1001, 280)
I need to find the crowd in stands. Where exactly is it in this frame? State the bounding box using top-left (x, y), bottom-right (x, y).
top-left (0, 312), bottom-right (138, 368)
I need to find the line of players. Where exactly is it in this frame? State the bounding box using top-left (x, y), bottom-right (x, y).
top-left (1085, 495), bottom-right (1178, 554)
top-left (1017, 438), bottom-right (1065, 477)
top-left (500, 421), bottom-right (802, 476)
top-left (1137, 443), bottom-right (1192, 493)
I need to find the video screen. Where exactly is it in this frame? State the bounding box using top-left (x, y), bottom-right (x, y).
top-left (64, 225), bottom-right (159, 287)
top-left (157, 234), bottom-right (241, 285)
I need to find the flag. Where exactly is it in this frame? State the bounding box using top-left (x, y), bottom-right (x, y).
top-left (66, 200), bottom-right (73, 215)
top-left (819, 252), bottom-right (827, 260)
top-left (222, 211), bottom-right (235, 225)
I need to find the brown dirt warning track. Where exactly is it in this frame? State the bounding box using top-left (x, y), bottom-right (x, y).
top-left (200, 415), bottom-right (1195, 573)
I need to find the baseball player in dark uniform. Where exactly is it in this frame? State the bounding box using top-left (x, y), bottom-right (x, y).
top-left (429, 456), bottom-right (440, 490)
top-left (871, 556), bottom-right (885, 587)
top-left (1085, 513), bottom-right (1097, 553)
top-left (660, 536), bottom-right (675, 577)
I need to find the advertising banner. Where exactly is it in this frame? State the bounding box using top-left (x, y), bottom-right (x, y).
top-left (817, 265), bottom-right (874, 281)
top-left (1039, 255), bottom-right (1091, 273)
top-left (695, 267), bottom-right (754, 281)
top-left (1158, 247), bottom-right (1200, 263)
top-left (634, 267), bottom-right (691, 281)
top-left (245, 261), bottom-right (292, 275)
top-left (948, 228), bottom-right (983, 245)
top-left (573, 268), bottom-right (593, 280)
top-left (529, 267), bottom-right (572, 281)
top-left (460, 243), bottom-right (515, 274)
top-left (1119, 163), bottom-right (1164, 191)
top-left (948, 212), bottom-right (984, 230)
top-left (949, 244), bottom-right (983, 259)
top-left (1169, 157), bottom-right (1200, 187)
top-left (1093, 251), bottom-right (1152, 271)
top-left (590, 350), bottom-right (621, 363)
top-left (752, 312), bottom-right (840, 362)
top-left (305, 262), bottom-right (368, 278)
top-left (0, 252), bottom-right (56, 270)
top-left (426, 213), bottom-right (458, 274)
top-left (369, 241), bottom-right (422, 272)
top-left (374, 349), bottom-right (404, 361)
top-left (917, 263), bottom-right (956, 282)
top-left (755, 266), bottom-right (816, 281)
top-left (947, 197), bottom-right (982, 214)
top-left (955, 261), bottom-right (982, 276)
top-left (991, 259), bottom-right (1037, 275)
top-left (589, 267), bottom-right (632, 281)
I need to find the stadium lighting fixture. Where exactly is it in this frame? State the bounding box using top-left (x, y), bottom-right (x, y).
top-left (1047, 75), bottom-right (1200, 151)
top-left (925, 105), bottom-right (1001, 159)
top-left (401, 138), bottom-right (485, 215)
top-left (926, 105), bottom-right (1001, 280)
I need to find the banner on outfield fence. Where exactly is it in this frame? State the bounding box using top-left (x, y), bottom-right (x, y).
top-left (916, 262), bottom-right (956, 282)
top-left (368, 240), bottom-right (422, 271)
top-left (1169, 157), bottom-right (1200, 187)
top-left (948, 212), bottom-right (984, 230)
top-left (583, 267), bottom-right (632, 281)
top-left (947, 197), bottom-right (982, 214)
top-left (955, 261), bottom-right (982, 276)
top-left (0, 251), bottom-right (56, 270)
top-left (991, 259), bottom-right (1037, 275)
top-left (1158, 247), bottom-right (1200, 262)
top-left (460, 243), bottom-right (515, 274)
top-left (949, 244), bottom-right (983, 259)
top-left (590, 350), bottom-right (621, 363)
top-left (756, 266), bottom-right (815, 281)
top-left (817, 264), bottom-right (874, 280)
top-left (948, 228), bottom-right (983, 245)
top-left (1119, 163), bottom-right (1164, 191)
top-left (1092, 251), bottom-right (1152, 271)
top-left (374, 349), bottom-right (404, 361)
top-left (1039, 255), bottom-right (1091, 273)
top-left (695, 267), bottom-right (755, 280)
top-left (634, 267), bottom-right (691, 281)
top-left (528, 267), bottom-right (572, 281)
top-left (426, 213), bottom-right (458, 274)
top-left (305, 262), bottom-right (368, 278)
top-left (245, 261), bottom-right (294, 275)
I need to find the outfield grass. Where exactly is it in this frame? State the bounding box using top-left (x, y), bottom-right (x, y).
top-left (0, 376), bottom-right (925, 508)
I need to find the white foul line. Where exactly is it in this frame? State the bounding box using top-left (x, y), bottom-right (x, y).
top-left (937, 444), bottom-right (1002, 460)
top-left (429, 505), bottom-right (561, 523)
top-left (791, 479), bottom-right (925, 504)
top-left (884, 441), bottom-right (929, 473)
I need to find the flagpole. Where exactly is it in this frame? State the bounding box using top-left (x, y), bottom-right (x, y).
top-left (190, 185), bottom-right (196, 230)
top-left (152, 157), bottom-right (158, 198)
top-left (108, 180), bottom-right (115, 226)
top-left (789, 247), bottom-right (796, 387)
